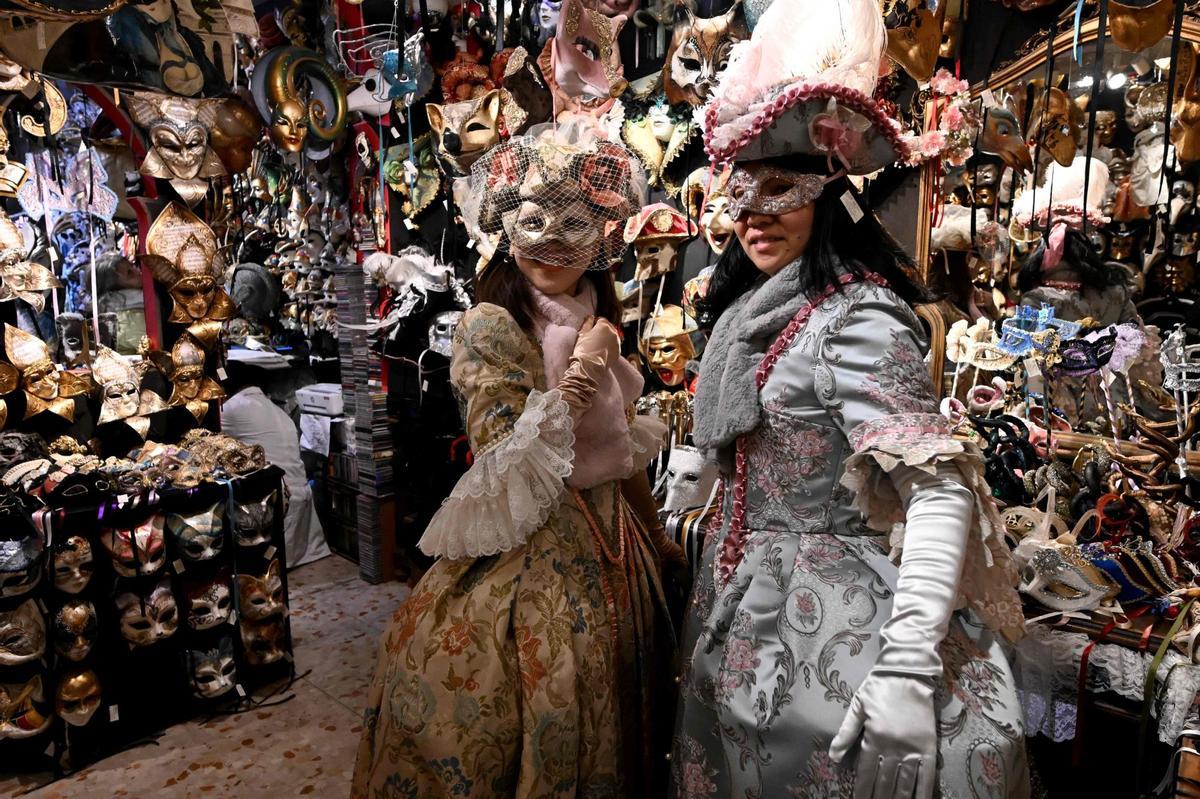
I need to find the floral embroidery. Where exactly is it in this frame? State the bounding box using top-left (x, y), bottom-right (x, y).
top-left (940, 628), bottom-right (1006, 716)
top-left (430, 757), bottom-right (474, 797)
top-left (787, 746), bottom-right (856, 798)
top-left (516, 625), bottom-right (549, 696)
top-left (716, 609), bottom-right (760, 703)
top-left (674, 735), bottom-right (719, 799)
top-left (440, 620), bottom-right (474, 656)
top-left (862, 329), bottom-right (937, 415)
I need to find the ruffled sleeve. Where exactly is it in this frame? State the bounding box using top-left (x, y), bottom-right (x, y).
top-left (627, 413), bottom-right (668, 475)
top-left (818, 284), bottom-right (1025, 641)
top-left (418, 304), bottom-right (576, 560)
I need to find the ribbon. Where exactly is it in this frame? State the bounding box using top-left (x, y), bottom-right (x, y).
top-left (1042, 221), bottom-right (1068, 270)
top-left (808, 103), bottom-right (864, 173)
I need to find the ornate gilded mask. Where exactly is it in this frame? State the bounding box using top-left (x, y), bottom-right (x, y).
top-left (0, 599), bottom-right (44, 666)
top-left (52, 599), bottom-right (97, 663)
top-left (0, 209), bottom-right (60, 313)
top-left (4, 324), bottom-right (83, 422)
top-left (55, 667), bottom-right (101, 727)
top-left (53, 535), bottom-right (94, 595)
top-left (382, 134), bottom-right (442, 218)
top-left (166, 333), bottom-right (225, 417)
top-left (92, 346), bottom-right (166, 433)
top-left (115, 578), bottom-right (178, 648)
top-left (639, 305), bottom-right (698, 387)
top-left (681, 165), bottom-right (735, 255)
top-left (124, 93), bottom-right (226, 206)
top-left (620, 95), bottom-right (694, 192)
top-left (884, 0), bottom-right (947, 82)
top-left (236, 559), bottom-right (285, 622)
top-left (1022, 85), bottom-right (1083, 167)
top-left (143, 204), bottom-right (236, 328)
top-left (426, 90), bottom-right (504, 176)
top-left (1109, 0), bottom-right (1173, 55)
top-left (662, 2), bottom-right (747, 107)
top-left (622, 203), bottom-right (695, 281)
top-left (257, 47), bottom-right (348, 155)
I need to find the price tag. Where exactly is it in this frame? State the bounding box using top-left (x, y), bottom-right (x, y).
top-left (217, 367), bottom-right (228, 380)
top-left (1103, 368), bottom-right (1117, 387)
top-left (403, 218), bottom-right (416, 230)
top-left (1024, 357), bottom-right (1042, 379)
top-left (840, 192), bottom-right (864, 224)
top-left (264, 545), bottom-right (277, 561)
top-left (982, 89), bottom-right (997, 107)
top-left (390, 127), bottom-right (402, 139)
top-left (236, 684), bottom-right (247, 698)
top-left (108, 705), bottom-right (120, 723)
top-left (466, 238), bottom-right (476, 250)
top-left (229, 609), bottom-right (239, 625)
top-left (173, 558), bottom-right (186, 574)
top-left (44, 741), bottom-right (55, 758)
top-left (48, 249), bottom-right (59, 266)
top-left (117, 494), bottom-right (129, 507)
top-left (421, 380), bottom-right (429, 393)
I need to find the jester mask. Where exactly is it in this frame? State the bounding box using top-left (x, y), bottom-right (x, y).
top-left (92, 345), bottom-right (166, 436)
top-left (124, 92), bottom-right (226, 207)
top-left (4, 324), bottom-right (84, 422)
top-left (142, 204), bottom-right (236, 331)
top-left (662, 1), bottom-right (747, 107)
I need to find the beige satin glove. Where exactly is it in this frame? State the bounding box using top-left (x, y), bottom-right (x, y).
top-left (557, 318), bottom-right (620, 418)
top-left (622, 471), bottom-right (688, 569)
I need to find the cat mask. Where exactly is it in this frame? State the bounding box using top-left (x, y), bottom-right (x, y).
top-left (168, 501), bottom-right (226, 562)
top-left (663, 1), bottom-right (747, 107)
top-left (425, 90), bottom-right (504, 177)
top-left (234, 490), bottom-right (278, 547)
top-left (237, 559), bottom-right (285, 622)
top-left (115, 578), bottom-right (178, 648)
top-left (187, 637), bottom-right (237, 699)
top-left (100, 514), bottom-right (167, 578)
top-left (183, 572), bottom-right (233, 631)
top-left (240, 617), bottom-right (286, 666)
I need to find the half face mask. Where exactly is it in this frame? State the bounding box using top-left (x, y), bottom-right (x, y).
top-left (0, 599), bottom-right (45, 666)
top-left (727, 164), bottom-right (829, 220)
top-left (234, 490), bottom-right (278, 547)
top-left (237, 559), bottom-right (285, 622)
top-left (663, 2), bottom-right (747, 107)
top-left (100, 513), bottom-right (167, 578)
top-left (639, 305), bottom-right (698, 387)
top-left (428, 312), bottom-right (464, 358)
top-left (184, 574), bottom-right (232, 630)
top-left (426, 90), bottom-right (504, 177)
top-left (143, 203), bottom-right (236, 328)
top-left (662, 445), bottom-right (719, 512)
top-left (116, 578), bottom-right (179, 648)
top-left (884, 0), bottom-right (947, 83)
top-left (168, 502), bottom-right (226, 562)
top-left (56, 667), bottom-right (101, 727)
top-left (544, 0), bottom-right (626, 118)
top-left (188, 637), bottom-right (237, 699)
top-left (0, 674), bottom-right (51, 739)
top-left (53, 535), bottom-right (94, 595)
top-left (622, 204), bottom-right (695, 281)
top-left (1019, 546), bottom-right (1118, 612)
top-left (240, 617), bottom-right (286, 666)
top-left (52, 599), bottom-right (97, 663)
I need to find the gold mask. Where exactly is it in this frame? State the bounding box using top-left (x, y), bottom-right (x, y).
top-left (263, 47), bottom-right (348, 153)
top-left (1022, 84), bottom-right (1082, 167)
top-left (885, 0), bottom-right (947, 83)
top-left (166, 333), bottom-right (225, 420)
top-left (55, 667), bottom-right (101, 727)
top-left (1109, 0), bottom-right (1173, 55)
top-left (1173, 43), bottom-right (1200, 165)
top-left (92, 346), bottom-right (165, 431)
top-left (1094, 110), bottom-right (1118, 146)
top-left (0, 210), bottom-right (59, 313)
top-left (639, 305), bottom-right (697, 387)
top-left (270, 99), bottom-right (309, 153)
top-left (3, 324), bottom-right (80, 421)
top-left (143, 204), bottom-right (236, 328)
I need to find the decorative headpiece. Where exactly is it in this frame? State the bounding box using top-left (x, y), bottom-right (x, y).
top-left (704, 0), bottom-right (907, 171)
top-left (124, 92), bottom-right (226, 206)
top-left (143, 204), bottom-right (236, 330)
top-left (92, 346), bottom-right (166, 433)
top-left (4, 324), bottom-right (81, 422)
top-left (623, 203), bottom-right (696, 281)
top-left (0, 210), bottom-right (59, 313)
top-left (620, 93), bottom-right (694, 192)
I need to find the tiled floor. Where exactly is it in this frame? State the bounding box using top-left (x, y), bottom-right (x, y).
top-left (1, 554), bottom-right (410, 799)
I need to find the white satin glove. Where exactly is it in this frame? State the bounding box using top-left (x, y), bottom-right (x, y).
top-left (829, 461), bottom-right (973, 799)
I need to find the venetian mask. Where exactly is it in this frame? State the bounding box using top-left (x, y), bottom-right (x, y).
top-left (125, 93), bottom-right (225, 205)
top-left (0, 524), bottom-right (42, 601)
top-left (532, 0), bottom-right (562, 47)
top-left (237, 559), bottom-right (285, 622)
top-left (681, 165), bottom-right (735, 254)
top-left (210, 97), bottom-right (264, 173)
top-left (1173, 44), bottom-right (1200, 165)
top-left (621, 97), bottom-right (693, 191)
top-left (639, 306), bottom-right (698, 387)
top-left (1109, 0), bottom-right (1173, 54)
top-left (963, 158), bottom-right (1003, 206)
top-left (1019, 546), bottom-right (1117, 612)
top-left (426, 90), bottom-right (504, 176)
top-left (382, 134), bottom-right (442, 217)
top-left (188, 638), bottom-right (237, 699)
top-left (115, 578), bottom-right (179, 648)
top-left (168, 502), bottom-right (226, 562)
top-left (1024, 85), bottom-right (1082, 168)
top-left (623, 204), bottom-right (694, 281)
top-left (1105, 220), bottom-right (1148, 262)
top-left (544, 0), bottom-right (626, 118)
top-left (240, 617), bottom-right (286, 666)
top-left (663, 445), bottom-right (719, 512)
top-left (167, 333), bottom-right (225, 413)
top-left (234, 490), bottom-right (278, 547)
top-left (259, 46), bottom-right (348, 154)
top-left (143, 204), bottom-right (235, 327)
top-left (53, 535), bottom-right (94, 595)
top-left (4, 324), bottom-right (86, 422)
top-left (100, 514), bottom-right (167, 578)
top-left (93, 346), bottom-right (166, 429)
top-left (682, 266), bottom-right (715, 322)
top-left (663, 2), bottom-right (747, 107)
top-left (0, 599), bottom-right (44, 666)
top-left (979, 106), bottom-right (1033, 174)
top-left (270, 100), bottom-right (308, 153)
top-left (1095, 110), bottom-right (1118, 147)
top-left (884, 0), bottom-right (947, 82)
top-left (184, 574), bottom-right (233, 630)
top-left (56, 668), bottom-right (101, 727)
top-left (52, 599), bottom-right (97, 663)
top-left (0, 210), bottom-right (60, 314)
top-left (0, 674), bottom-right (51, 739)
top-left (428, 312), bottom-right (463, 358)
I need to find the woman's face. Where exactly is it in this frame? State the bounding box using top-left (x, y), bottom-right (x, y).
top-left (734, 203), bottom-right (816, 277)
top-left (514, 254), bottom-right (585, 297)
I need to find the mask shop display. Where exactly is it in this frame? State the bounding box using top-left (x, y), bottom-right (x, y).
top-left (115, 578), bottom-right (178, 648)
top-left (639, 305), bottom-right (698, 388)
top-left (167, 502), bottom-right (225, 562)
top-left (662, 1), bottom-right (747, 107)
top-left (0, 673), bottom-right (51, 739)
top-left (187, 637), bottom-right (237, 699)
top-left (540, 0), bottom-right (627, 120)
top-left (883, 0), bottom-right (947, 82)
top-left (55, 667), bottom-right (101, 727)
top-left (53, 535), bottom-right (94, 595)
top-left (0, 599), bottom-right (45, 665)
top-left (382, 134), bottom-right (443, 218)
top-left (100, 514), bottom-right (166, 578)
top-left (0, 209), bottom-right (61, 314)
top-left (142, 203), bottom-right (236, 331)
top-left (662, 445), bottom-right (719, 513)
top-left (619, 94), bottom-right (694, 192)
top-left (236, 559), bottom-right (285, 622)
top-left (251, 46), bottom-right (348, 155)
top-left (52, 599), bottom-right (97, 662)
top-left (680, 165), bottom-right (735, 254)
top-left (622, 203), bottom-right (695, 281)
top-left (425, 89), bottom-right (505, 176)
top-left (92, 346), bottom-right (166, 438)
top-left (233, 490), bottom-right (277, 547)
top-left (183, 572), bottom-right (233, 630)
top-left (5, 324), bottom-right (87, 422)
top-left (239, 617), bottom-right (286, 666)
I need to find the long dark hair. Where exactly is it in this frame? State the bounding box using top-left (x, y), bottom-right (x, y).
top-left (1017, 228), bottom-right (1125, 293)
top-left (697, 155), bottom-right (933, 327)
top-left (474, 254), bottom-right (621, 331)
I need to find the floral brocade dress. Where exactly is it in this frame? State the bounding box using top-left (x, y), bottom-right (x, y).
top-left (352, 304), bottom-right (673, 799)
top-left (672, 280), bottom-right (1030, 798)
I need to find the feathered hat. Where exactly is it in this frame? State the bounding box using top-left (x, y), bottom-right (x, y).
top-left (1012, 156), bottom-right (1110, 270)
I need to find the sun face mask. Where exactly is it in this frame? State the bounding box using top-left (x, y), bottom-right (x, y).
top-left (52, 599), bottom-right (97, 663)
top-left (168, 502), bottom-right (226, 562)
top-left (100, 513), bottom-right (167, 578)
top-left (0, 599), bottom-right (44, 666)
top-left (663, 2), bottom-right (747, 107)
top-left (0, 674), bottom-right (51, 739)
top-left (240, 617), bottom-right (286, 667)
top-left (234, 490), bottom-right (277, 547)
top-left (55, 667), bottom-right (101, 727)
top-left (184, 573), bottom-right (232, 631)
top-left (53, 535), bottom-right (93, 595)
top-left (727, 164), bottom-right (829, 220)
top-left (115, 578), bottom-right (178, 648)
top-left (188, 637), bottom-right (237, 699)
top-left (236, 559), bottom-right (285, 622)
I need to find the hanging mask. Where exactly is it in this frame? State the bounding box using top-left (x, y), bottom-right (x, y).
top-left (1019, 546), bottom-right (1117, 612)
top-left (1125, 81), bottom-right (1167, 133)
top-left (168, 502), bottom-right (226, 562)
top-left (1109, 0), bottom-right (1173, 54)
top-left (0, 209), bottom-right (61, 314)
top-left (52, 599), bottom-right (97, 663)
top-left (92, 346), bottom-right (166, 435)
top-left (979, 106), bottom-right (1033, 174)
top-left (682, 266), bottom-right (715, 323)
top-left (681, 165), bottom-right (735, 255)
top-left (544, 0), bottom-right (627, 119)
top-left (53, 535), bottom-right (94, 595)
top-left (428, 311), bottom-right (464, 358)
top-left (1022, 85), bottom-right (1082, 168)
top-left (3, 324), bottom-right (85, 422)
top-left (0, 674), bottom-right (51, 739)
top-left (100, 513), bottom-right (167, 578)
top-left (1173, 44), bottom-right (1200, 165)
top-left (166, 333), bottom-right (226, 420)
top-left (622, 203), bottom-right (695, 281)
top-left (124, 93), bottom-right (226, 207)
top-left (426, 90), bottom-right (504, 177)
top-left (184, 573), bottom-right (233, 631)
top-left (382, 134), bottom-right (443, 217)
top-left (497, 46), bottom-right (554, 133)
top-left (234, 490), bottom-right (278, 547)
top-left (531, 0), bottom-right (563, 48)
top-left (662, 445), bottom-right (719, 512)
top-left (639, 306), bottom-right (698, 387)
top-left (240, 617), bottom-right (286, 666)
top-left (380, 32), bottom-right (435, 105)
top-left (0, 599), bottom-right (45, 665)
top-left (252, 47), bottom-right (348, 155)
top-left (115, 578), bottom-right (179, 647)
top-left (1094, 110), bottom-right (1118, 147)
top-left (0, 521), bottom-right (42, 600)
top-left (142, 204), bottom-right (236, 328)
top-left (663, 1), bottom-right (747, 107)
top-left (55, 667), bottom-right (101, 727)
top-left (237, 559), bottom-right (285, 622)
top-left (209, 97), bottom-right (264, 174)
top-left (884, 0), bottom-right (947, 83)
top-left (620, 96), bottom-right (694, 192)
top-left (188, 637), bottom-right (237, 699)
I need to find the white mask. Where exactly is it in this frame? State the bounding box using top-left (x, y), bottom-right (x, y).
top-left (662, 446), bottom-right (718, 513)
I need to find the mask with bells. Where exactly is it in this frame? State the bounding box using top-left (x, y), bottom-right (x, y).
top-left (541, 0), bottom-right (627, 120)
top-left (124, 93), bottom-right (226, 206)
top-left (4, 324), bottom-right (83, 422)
top-left (425, 90), bottom-right (504, 177)
top-left (622, 204), bottom-right (696, 282)
top-left (662, 1), bottom-right (748, 107)
top-left (884, 0), bottom-right (947, 82)
top-left (681, 165), bottom-right (735, 255)
top-left (0, 599), bottom-right (44, 666)
top-left (115, 578), bottom-right (179, 648)
top-left (639, 305), bottom-right (698, 388)
top-left (237, 559), bottom-right (285, 622)
top-left (143, 204), bottom-right (236, 328)
top-left (0, 674), bottom-right (51, 739)
top-left (240, 617), bottom-right (286, 666)
top-left (55, 668), bottom-right (101, 727)
top-left (188, 637), bottom-right (237, 699)
top-left (662, 445), bottom-right (719, 513)
top-left (168, 502), bottom-right (226, 561)
top-left (428, 311), bottom-right (463, 358)
top-left (100, 514), bottom-right (167, 578)
top-left (52, 599), bottom-right (97, 663)
top-left (53, 535), bottom-right (93, 595)
top-left (184, 572), bottom-right (233, 630)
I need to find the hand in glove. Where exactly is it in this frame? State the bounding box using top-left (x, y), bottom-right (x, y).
top-left (557, 318), bottom-right (620, 418)
top-left (828, 461), bottom-right (973, 799)
top-left (622, 471), bottom-right (688, 569)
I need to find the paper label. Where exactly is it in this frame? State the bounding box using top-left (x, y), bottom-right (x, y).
top-left (264, 545), bottom-right (277, 561)
top-left (173, 559), bottom-right (186, 574)
top-left (236, 684), bottom-right (247, 698)
top-left (217, 367), bottom-right (228, 380)
top-left (466, 238), bottom-right (476, 250)
top-left (229, 609), bottom-right (239, 625)
top-left (391, 127), bottom-right (401, 139)
top-left (840, 192), bottom-right (864, 223)
top-left (1024, 357), bottom-right (1042, 379)
top-left (403, 218), bottom-right (416, 230)
top-left (982, 89), bottom-right (997, 107)
top-left (108, 705), bottom-right (120, 723)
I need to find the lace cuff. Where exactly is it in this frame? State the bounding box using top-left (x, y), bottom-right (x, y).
top-left (841, 413), bottom-right (1026, 643)
top-left (627, 414), bottom-right (668, 476)
top-left (418, 389), bottom-right (575, 559)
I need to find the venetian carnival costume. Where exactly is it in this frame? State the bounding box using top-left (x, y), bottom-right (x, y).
top-left (351, 126), bottom-right (677, 798)
top-left (670, 0), bottom-right (1030, 797)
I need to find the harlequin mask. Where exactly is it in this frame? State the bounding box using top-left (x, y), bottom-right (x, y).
top-left (622, 203), bottom-right (695, 281)
top-left (168, 502), bottom-right (226, 561)
top-left (426, 90), bottom-right (504, 177)
top-left (234, 490), bottom-right (277, 547)
top-left (240, 617), bottom-right (286, 666)
top-left (55, 668), bottom-right (101, 727)
top-left (237, 559), bottom-right (285, 622)
top-left (0, 674), bottom-right (51, 739)
top-left (639, 305), bottom-right (698, 387)
top-left (884, 0), bottom-right (947, 82)
top-left (663, 1), bottom-right (747, 107)
top-left (100, 514), bottom-right (167, 578)
top-left (681, 165), bottom-right (735, 254)
top-left (4, 324), bottom-right (85, 422)
top-left (53, 535), bottom-right (93, 595)
top-left (428, 311), bottom-right (463, 358)
top-left (1109, 0), bottom-right (1173, 54)
top-left (663, 445), bottom-right (719, 512)
top-left (115, 578), bottom-right (178, 647)
top-left (979, 106), bottom-right (1033, 174)
top-left (188, 637), bottom-right (237, 699)
top-left (52, 599), bottom-right (97, 662)
top-left (1025, 85), bottom-right (1082, 167)
top-left (184, 573), bottom-right (232, 630)
top-left (0, 599), bottom-right (44, 665)
top-left (143, 204), bottom-right (235, 326)
top-left (125, 93), bottom-right (225, 205)
top-left (545, 0), bottom-right (626, 118)
top-left (93, 346), bottom-right (166, 429)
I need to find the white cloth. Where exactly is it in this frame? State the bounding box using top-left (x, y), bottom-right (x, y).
top-left (221, 386), bottom-right (330, 568)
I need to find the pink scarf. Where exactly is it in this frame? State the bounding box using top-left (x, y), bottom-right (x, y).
top-left (530, 282), bottom-right (644, 489)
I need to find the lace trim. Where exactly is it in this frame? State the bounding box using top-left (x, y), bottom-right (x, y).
top-left (418, 389), bottom-right (575, 559)
top-left (627, 414), bottom-right (668, 476)
top-left (840, 424), bottom-right (1026, 643)
top-left (847, 412), bottom-right (951, 454)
